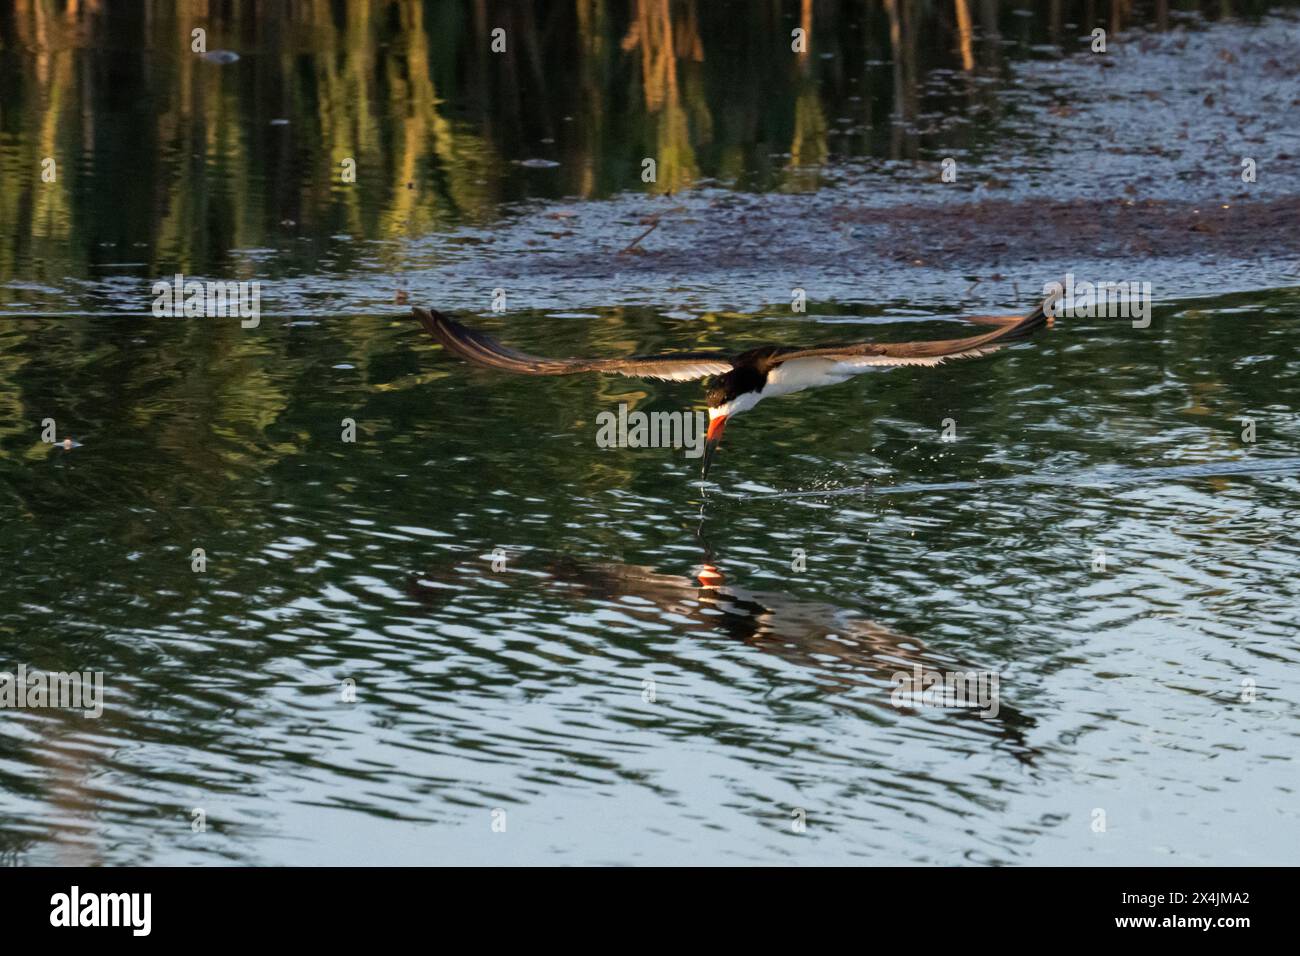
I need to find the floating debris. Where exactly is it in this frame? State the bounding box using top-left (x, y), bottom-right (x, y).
top-left (618, 216), bottom-right (661, 255)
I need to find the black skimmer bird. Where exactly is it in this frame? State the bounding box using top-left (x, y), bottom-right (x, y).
top-left (413, 298), bottom-right (1055, 478)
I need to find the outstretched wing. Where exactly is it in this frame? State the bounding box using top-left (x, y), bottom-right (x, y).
top-left (764, 301), bottom-right (1053, 373)
top-left (414, 307), bottom-right (733, 382)
top-left (738, 302), bottom-right (1054, 395)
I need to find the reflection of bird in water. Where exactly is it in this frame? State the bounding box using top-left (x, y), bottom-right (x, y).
top-left (406, 547), bottom-right (1039, 765)
top-left (548, 556), bottom-right (922, 675)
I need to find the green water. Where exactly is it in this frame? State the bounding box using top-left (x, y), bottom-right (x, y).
top-left (1, 1), bottom-right (1298, 865)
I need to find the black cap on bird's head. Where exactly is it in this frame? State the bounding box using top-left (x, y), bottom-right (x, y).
top-left (703, 374), bottom-right (729, 410)
top-left (704, 365), bottom-right (763, 407)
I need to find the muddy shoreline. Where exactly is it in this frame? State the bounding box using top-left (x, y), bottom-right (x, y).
top-left (490, 191), bottom-right (1300, 278)
top-left (398, 189), bottom-right (1300, 316)
top-left (395, 12), bottom-right (1300, 314)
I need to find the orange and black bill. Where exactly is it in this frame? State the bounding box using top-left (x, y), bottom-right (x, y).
top-left (701, 415), bottom-right (727, 479)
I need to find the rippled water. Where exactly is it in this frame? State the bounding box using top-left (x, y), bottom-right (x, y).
top-left (2, 290), bottom-right (1298, 865)
top-left (2, 1), bottom-right (1298, 865)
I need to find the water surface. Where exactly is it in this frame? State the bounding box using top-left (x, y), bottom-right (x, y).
top-left (1, 1), bottom-right (1298, 865)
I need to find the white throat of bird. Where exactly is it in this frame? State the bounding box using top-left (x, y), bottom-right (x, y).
top-left (710, 390), bottom-right (762, 422)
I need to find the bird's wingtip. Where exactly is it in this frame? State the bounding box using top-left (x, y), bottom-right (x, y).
top-left (412, 305), bottom-right (457, 340)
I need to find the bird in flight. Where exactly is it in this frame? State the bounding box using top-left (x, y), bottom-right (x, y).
top-left (413, 298), bottom-right (1056, 478)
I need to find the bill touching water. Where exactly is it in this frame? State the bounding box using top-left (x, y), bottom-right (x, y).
top-left (0, 0), bottom-right (1296, 927)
